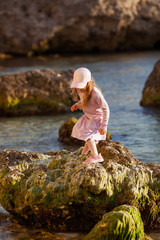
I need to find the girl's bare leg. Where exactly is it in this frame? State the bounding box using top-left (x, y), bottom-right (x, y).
top-left (94, 140), bottom-right (99, 145)
top-left (83, 139), bottom-right (104, 164)
top-left (82, 142), bottom-right (89, 154)
top-left (86, 139), bottom-right (98, 156)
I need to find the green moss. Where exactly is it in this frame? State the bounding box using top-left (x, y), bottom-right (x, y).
top-left (31, 186), bottom-right (42, 201)
top-left (43, 193), bottom-right (53, 207)
top-left (85, 205), bottom-right (145, 240)
top-left (59, 117), bottom-right (78, 133)
top-left (48, 169), bottom-right (62, 181)
top-left (6, 97), bottom-right (61, 111)
top-left (13, 179), bottom-right (24, 190)
top-left (58, 118), bottom-right (78, 142)
top-left (8, 98), bottom-right (21, 108)
top-left (0, 170), bottom-right (8, 179)
top-left (106, 131), bottom-right (112, 140)
top-left (47, 152), bottom-right (68, 170)
top-left (113, 205), bottom-right (144, 239)
top-left (85, 210), bottom-right (136, 240)
top-left (148, 204), bottom-right (159, 225)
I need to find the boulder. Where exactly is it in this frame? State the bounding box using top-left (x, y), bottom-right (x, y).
top-left (0, 143), bottom-right (159, 231)
top-left (85, 205), bottom-right (145, 240)
top-left (140, 60), bottom-right (160, 107)
top-left (58, 117), bottom-right (112, 145)
top-left (0, 0), bottom-right (160, 55)
top-left (0, 69), bottom-right (74, 116)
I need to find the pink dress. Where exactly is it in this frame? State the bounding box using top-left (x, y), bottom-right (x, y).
top-left (71, 87), bottom-right (110, 141)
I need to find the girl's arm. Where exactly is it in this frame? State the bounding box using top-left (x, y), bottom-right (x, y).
top-left (71, 101), bottom-right (82, 111)
top-left (75, 100), bottom-right (82, 108)
top-left (100, 99), bottom-right (110, 131)
top-left (95, 92), bottom-right (110, 131)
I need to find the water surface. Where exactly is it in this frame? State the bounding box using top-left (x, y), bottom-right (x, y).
top-left (0, 51), bottom-right (160, 239)
top-left (0, 51), bottom-right (160, 164)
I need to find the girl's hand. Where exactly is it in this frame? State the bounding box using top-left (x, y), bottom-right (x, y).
top-left (99, 129), bottom-right (107, 135)
top-left (71, 104), bottom-right (78, 112)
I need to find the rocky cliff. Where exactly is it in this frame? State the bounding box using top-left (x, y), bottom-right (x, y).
top-left (0, 0), bottom-right (160, 55)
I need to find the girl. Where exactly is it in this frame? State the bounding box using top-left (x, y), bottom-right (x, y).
top-left (70, 67), bottom-right (110, 164)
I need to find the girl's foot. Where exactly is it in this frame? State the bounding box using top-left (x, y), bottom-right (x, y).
top-left (82, 144), bottom-right (89, 154)
top-left (97, 153), bottom-right (104, 162)
top-left (83, 153), bottom-right (104, 164)
top-left (83, 154), bottom-right (98, 164)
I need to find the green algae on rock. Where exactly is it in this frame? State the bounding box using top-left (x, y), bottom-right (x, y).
top-left (0, 143), bottom-right (159, 232)
top-left (58, 117), bottom-right (82, 145)
top-left (0, 69), bottom-right (74, 116)
top-left (85, 205), bottom-right (145, 240)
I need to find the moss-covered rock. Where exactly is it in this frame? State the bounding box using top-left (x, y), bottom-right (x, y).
top-left (58, 117), bottom-right (82, 145)
top-left (0, 144), bottom-right (159, 232)
top-left (0, 69), bottom-right (74, 116)
top-left (85, 205), bottom-right (145, 240)
top-left (58, 117), bottom-right (112, 145)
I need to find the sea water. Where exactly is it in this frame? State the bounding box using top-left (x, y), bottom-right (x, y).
top-left (0, 51), bottom-right (160, 239)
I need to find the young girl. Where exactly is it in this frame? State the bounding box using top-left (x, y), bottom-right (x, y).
top-left (70, 67), bottom-right (110, 164)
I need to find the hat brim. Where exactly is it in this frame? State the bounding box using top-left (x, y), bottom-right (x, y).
top-left (70, 82), bottom-right (87, 89)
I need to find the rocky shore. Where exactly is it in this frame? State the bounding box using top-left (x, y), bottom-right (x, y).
top-left (0, 56), bottom-right (160, 238)
top-left (0, 139), bottom-right (159, 238)
top-left (0, 69), bottom-right (74, 116)
top-left (0, 0), bottom-right (160, 55)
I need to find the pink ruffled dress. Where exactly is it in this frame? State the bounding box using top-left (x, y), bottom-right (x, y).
top-left (71, 87), bottom-right (110, 141)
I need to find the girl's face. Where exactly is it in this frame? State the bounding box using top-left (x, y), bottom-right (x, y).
top-left (76, 86), bottom-right (87, 92)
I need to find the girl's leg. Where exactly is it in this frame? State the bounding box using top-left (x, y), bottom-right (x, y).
top-left (83, 139), bottom-right (104, 164)
top-left (82, 141), bottom-right (89, 154)
top-left (86, 138), bottom-right (98, 156)
top-left (82, 140), bottom-right (99, 155)
top-left (82, 139), bottom-right (98, 164)
top-left (94, 140), bottom-right (99, 145)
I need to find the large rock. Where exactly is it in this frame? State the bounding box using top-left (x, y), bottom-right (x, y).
top-left (0, 0), bottom-right (160, 55)
top-left (0, 142), bottom-right (159, 232)
top-left (0, 69), bottom-right (74, 116)
top-left (85, 205), bottom-right (145, 240)
top-left (140, 60), bottom-right (160, 107)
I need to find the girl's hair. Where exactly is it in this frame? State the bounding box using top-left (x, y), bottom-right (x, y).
top-left (72, 79), bottom-right (100, 109)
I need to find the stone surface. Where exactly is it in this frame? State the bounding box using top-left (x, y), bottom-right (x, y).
top-left (140, 60), bottom-right (160, 107)
top-left (0, 0), bottom-right (160, 55)
top-left (58, 117), bottom-right (112, 145)
top-left (0, 69), bottom-right (74, 116)
top-left (0, 142), bottom-right (159, 231)
top-left (85, 205), bottom-right (145, 240)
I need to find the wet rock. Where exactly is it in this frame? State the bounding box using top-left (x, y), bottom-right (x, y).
top-left (0, 144), bottom-right (159, 231)
top-left (140, 60), bottom-right (160, 107)
top-left (0, 69), bottom-right (74, 116)
top-left (58, 117), bottom-right (82, 145)
top-left (0, 0), bottom-right (160, 55)
top-left (85, 205), bottom-right (145, 240)
top-left (58, 117), bottom-right (112, 145)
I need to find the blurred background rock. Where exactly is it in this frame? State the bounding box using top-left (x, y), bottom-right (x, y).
top-left (0, 0), bottom-right (160, 56)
